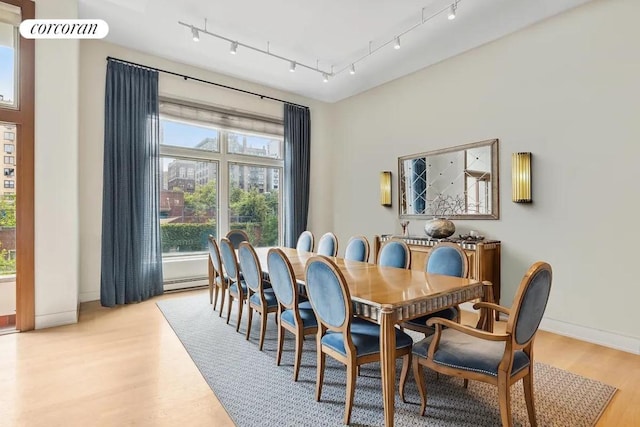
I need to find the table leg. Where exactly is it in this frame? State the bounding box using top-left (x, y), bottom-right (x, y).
top-left (476, 281), bottom-right (494, 332)
top-left (380, 307), bottom-right (396, 427)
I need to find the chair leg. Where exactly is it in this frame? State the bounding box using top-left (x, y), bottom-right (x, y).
top-left (344, 361), bottom-right (357, 425)
top-left (245, 305), bottom-right (254, 340)
top-left (276, 323), bottom-right (284, 366)
top-left (399, 353), bottom-right (411, 403)
top-left (212, 285), bottom-right (219, 311)
top-left (293, 330), bottom-right (303, 381)
top-left (226, 294), bottom-right (233, 324)
top-left (218, 287), bottom-right (226, 317)
top-left (258, 310), bottom-right (268, 351)
top-left (463, 379), bottom-right (469, 388)
top-left (523, 371), bottom-right (537, 427)
top-left (236, 297), bottom-right (244, 332)
top-left (208, 281), bottom-right (213, 304)
top-left (413, 358), bottom-right (427, 416)
top-left (498, 373), bottom-right (513, 427)
top-left (315, 350), bottom-right (326, 401)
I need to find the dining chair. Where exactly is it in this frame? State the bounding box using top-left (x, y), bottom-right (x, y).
top-left (316, 232), bottom-right (338, 257)
top-left (238, 242), bottom-right (278, 350)
top-left (400, 242), bottom-right (468, 336)
top-left (377, 239), bottom-right (410, 269)
top-left (305, 255), bottom-right (413, 425)
top-left (296, 230), bottom-right (315, 252)
top-left (207, 235), bottom-right (227, 315)
top-left (219, 237), bottom-right (247, 332)
top-left (267, 248), bottom-right (318, 381)
top-left (226, 229), bottom-right (250, 249)
top-left (406, 262), bottom-right (553, 427)
top-left (344, 235), bottom-right (370, 262)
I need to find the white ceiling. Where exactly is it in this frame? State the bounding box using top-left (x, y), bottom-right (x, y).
top-left (79, 0), bottom-right (594, 103)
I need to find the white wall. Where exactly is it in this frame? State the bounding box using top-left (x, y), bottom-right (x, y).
top-left (330, 0), bottom-right (640, 353)
top-left (78, 40), bottom-right (333, 303)
top-left (34, 0), bottom-right (80, 328)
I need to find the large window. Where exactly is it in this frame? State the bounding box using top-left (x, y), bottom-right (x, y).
top-left (159, 99), bottom-right (284, 256)
top-left (0, 10), bottom-right (19, 109)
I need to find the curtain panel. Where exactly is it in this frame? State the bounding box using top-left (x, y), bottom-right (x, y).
top-left (101, 60), bottom-right (163, 306)
top-left (283, 104), bottom-right (311, 248)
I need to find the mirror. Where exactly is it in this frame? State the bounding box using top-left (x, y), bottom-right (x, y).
top-left (398, 139), bottom-right (499, 219)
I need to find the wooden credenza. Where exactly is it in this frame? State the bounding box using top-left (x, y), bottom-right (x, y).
top-left (373, 235), bottom-right (501, 307)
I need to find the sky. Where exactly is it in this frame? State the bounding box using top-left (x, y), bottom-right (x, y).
top-left (0, 47), bottom-right (15, 103)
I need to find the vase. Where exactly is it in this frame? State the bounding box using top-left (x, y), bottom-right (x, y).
top-left (424, 218), bottom-right (455, 239)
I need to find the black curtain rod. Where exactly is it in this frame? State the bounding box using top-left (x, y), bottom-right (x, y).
top-left (106, 56), bottom-right (309, 110)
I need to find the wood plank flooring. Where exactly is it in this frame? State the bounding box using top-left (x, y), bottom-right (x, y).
top-left (0, 289), bottom-right (637, 426)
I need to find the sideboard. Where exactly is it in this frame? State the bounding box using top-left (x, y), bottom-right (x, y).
top-left (373, 235), bottom-right (501, 311)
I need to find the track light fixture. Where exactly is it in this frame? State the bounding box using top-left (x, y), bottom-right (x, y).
top-left (182, 0), bottom-right (464, 82)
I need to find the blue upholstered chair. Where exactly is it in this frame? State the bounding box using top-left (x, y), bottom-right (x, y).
top-left (238, 242), bottom-right (278, 351)
top-left (344, 235), bottom-right (370, 262)
top-left (378, 239), bottom-right (410, 269)
top-left (296, 230), bottom-right (315, 252)
top-left (226, 229), bottom-right (249, 249)
top-left (401, 242), bottom-right (468, 336)
top-left (316, 232), bottom-right (338, 257)
top-left (219, 237), bottom-right (247, 332)
top-left (406, 262), bottom-right (553, 427)
top-left (305, 256), bottom-right (413, 425)
top-left (207, 235), bottom-right (227, 314)
top-left (267, 248), bottom-right (318, 381)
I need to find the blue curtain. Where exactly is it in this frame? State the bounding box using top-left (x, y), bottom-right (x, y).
top-left (283, 104), bottom-right (311, 248)
top-left (101, 60), bottom-right (163, 306)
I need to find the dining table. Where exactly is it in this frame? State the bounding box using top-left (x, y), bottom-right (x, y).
top-left (254, 246), bottom-right (494, 427)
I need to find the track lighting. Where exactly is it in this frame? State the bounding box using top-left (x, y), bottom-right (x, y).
top-left (289, 61), bottom-right (296, 72)
top-left (230, 41), bottom-right (238, 54)
top-left (322, 73), bottom-right (329, 83)
top-left (394, 36), bottom-right (401, 50)
top-left (191, 27), bottom-right (199, 42)
top-left (349, 64), bottom-right (356, 75)
top-left (448, 3), bottom-right (457, 20)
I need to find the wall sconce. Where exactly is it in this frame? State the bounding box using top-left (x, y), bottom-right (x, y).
top-left (512, 152), bottom-right (532, 203)
top-left (380, 171), bottom-right (392, 207)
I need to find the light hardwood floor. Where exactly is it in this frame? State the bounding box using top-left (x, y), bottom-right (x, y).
top-left (0, 289), bottom-right (637, 426)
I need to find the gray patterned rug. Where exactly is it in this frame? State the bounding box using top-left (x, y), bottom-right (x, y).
top-left (157, 294), bottom-right (616, 427)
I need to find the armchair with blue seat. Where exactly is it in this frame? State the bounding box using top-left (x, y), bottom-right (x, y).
top-left (400, 242), bottom-right (469, 336)
top-left (404, 261), bottom-right (553, 427)
top-left (344, 235), bottom-right (370, 262)
top-left (238, 242), bottom-right (278, 351)
top-left (316, 232), bottom-right (338, 257)
top-left (207, 235), bottom-right (227, 315)
top-left (377, 239), bottom-right (410, 269)
top-left (226, 229), bottom-right (250, 249)
top-left (267, 248), bottom-right (318, 381)
top-left (305, 255), bottom-right (413, 425)
top-left (219, 237), bottom-right (247, 332)
top-left (295, 230), bottom-right (315, 252)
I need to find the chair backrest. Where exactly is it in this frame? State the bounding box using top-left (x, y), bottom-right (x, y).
top-left (207, 235), bottom-right (223, 275)
top-left (378, 240), bottom-right (410, 269)
top-left (507, 262), bottom-right (553, 347)
top-left (344, 235), bottom-right (370, 262)
top-left (219, 237), bottom-right (240, 282)
top-left (226, 229), bottom-right (249, 249)
top-left (305, 256), bottom-right (352, 332)
top-left (317, 232), bottom-right (338, 257)
top-left (424, 242), bottom-right (468, 278)
top-left (296, 231), bottom-right (315, 252)
top-left (267, 248), bottom-right (298, 310)
top-left (238, 242), bottom-right (263, 294)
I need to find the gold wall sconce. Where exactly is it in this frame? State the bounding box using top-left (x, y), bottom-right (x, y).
top-left (380, 171), bottom-right (392, 207)
top-left (512, 152), bottom-right (532, 203)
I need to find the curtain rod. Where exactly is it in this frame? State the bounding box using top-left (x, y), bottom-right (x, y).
top-left (106, 56), bottom-right (309, 110)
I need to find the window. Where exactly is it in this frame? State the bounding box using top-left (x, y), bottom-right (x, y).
top-left (4, 167), bottom-right (14, 176)
top-left (4, 155), bottom-right (13, 164)
top-left (4, 143), bottom-right (14, 153)
top-left (3, 131), bottom-right (14, 141)
top-left (4, 180), bottom-right (14, 188)
top-left (159, 99), bottom-right (284, 256)
top-left (0, 6), bottom-right (21, 109)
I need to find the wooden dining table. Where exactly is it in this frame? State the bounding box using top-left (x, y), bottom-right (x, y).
top-left (254, 246), bottom-right (494, 427)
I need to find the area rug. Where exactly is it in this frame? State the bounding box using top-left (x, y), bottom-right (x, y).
top-left (157, 294), bottom-right (617, 427)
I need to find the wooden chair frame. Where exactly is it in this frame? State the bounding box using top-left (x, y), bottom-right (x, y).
top-left (408, 262), bottom-right (552, 427)
top-left (267, 248), bottom-right (318, 381)
top-left (377, 239), bottom-right (411, 269)
top-left (219, 237), bottom-right (246, 332)
top-left (316, 232), bottom-right (339, 257)
top-left (344, 235), bottom-right (371, 263)
top-left (305, 256), bottom-right (412, 425)
top-left (207, 235), bottom-right (227, 315)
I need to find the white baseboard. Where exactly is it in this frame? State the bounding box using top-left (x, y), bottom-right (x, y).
top-left (35, 310), bottom-right (78, 329)
top-left (79, 290), bottom-right (100, 303)
top-left (539, 317), bottom-right (640, 355)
